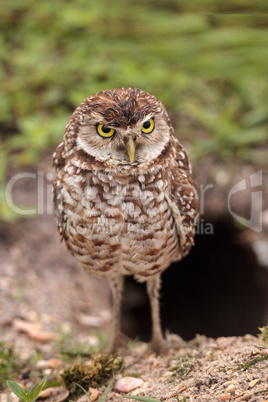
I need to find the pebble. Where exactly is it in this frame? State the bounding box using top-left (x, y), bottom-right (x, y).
top-left (0, 393), bottom-right (20, 402)
top-left (77, 389), bottom-right (101, 402)
top-left (76, 334), bottom-right (100, 347)
top-left (89, 388), bottom-right (102, 401)
top-left (12, 318), bottom-right (59, 342)
top-left (236, 392), bottom-right (254, 401)
top-left (38, 387), bottom-right (57, 398)
top-left (217, 393), bottom-right (231, 401)
top-left (76, 312), bottom-right (103, 328)
top-left (223, 381), bottom-right (239, 386)
top-left (26, 329), bottom-right (59, 342)
top-left (38, 386), bottom-right (69, 401)
top-left (13, 318), bottom-right (41, 332)
top-left (114, 377), bottom-right (144, 393)
top-left (36, 358), bottom-right (64, 368)
top-left (226, 384), bottom-right (235, 394)
top-left (248, 378), bottom-right (260, 388)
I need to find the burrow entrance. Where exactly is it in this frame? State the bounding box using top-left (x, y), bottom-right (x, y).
top-left (121, 218), bottom-right (268, 341)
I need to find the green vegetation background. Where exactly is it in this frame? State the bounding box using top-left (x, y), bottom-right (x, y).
top-left (1, 0), bottom-right (268, 219)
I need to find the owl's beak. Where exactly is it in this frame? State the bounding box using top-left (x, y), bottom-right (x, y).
top-left (125, 136), bottom-right (136, 162)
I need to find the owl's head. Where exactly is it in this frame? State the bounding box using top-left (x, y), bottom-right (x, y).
top-left (66, 88), bottom-right (175, 168)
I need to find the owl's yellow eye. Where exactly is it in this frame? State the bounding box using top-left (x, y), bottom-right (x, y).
top-left (96, 124), bottom-right (115, 138)
top-left (141, 118), bottom-right (154, 134)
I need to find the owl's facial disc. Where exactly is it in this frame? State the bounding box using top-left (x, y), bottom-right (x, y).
top-left (77, 105), bottom-right (170, 166)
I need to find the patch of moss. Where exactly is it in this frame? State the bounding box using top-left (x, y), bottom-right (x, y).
top-left (61, 353), bottom-right (124, 397)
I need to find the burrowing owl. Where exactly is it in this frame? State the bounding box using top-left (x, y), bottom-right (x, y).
top-left (53, 88), bottom-right (199, 353)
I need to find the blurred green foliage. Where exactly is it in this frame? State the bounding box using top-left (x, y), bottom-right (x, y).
top-left (0, 0), bottom-right (268, 219)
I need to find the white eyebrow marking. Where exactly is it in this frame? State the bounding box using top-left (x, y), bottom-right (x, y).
top-left (140, 114), bottom-right (155, 125)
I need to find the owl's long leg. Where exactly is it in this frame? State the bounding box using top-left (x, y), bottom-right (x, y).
top-left (108, 275), bottom-right (125, 352)
top-left (146, 274), bottom-right (167, 354)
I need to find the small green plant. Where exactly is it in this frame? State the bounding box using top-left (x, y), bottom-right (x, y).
top-left (55, 327), bottom-right (108, 360)
top-left (0, 342), bottom-right (25, 390)
top-left (259, 326), bottom-right (268, 346)
top-left (176, 397), bottom-right (188, 402)
top-left (98, 374), bottom-right (119, 402)
top-left (6, 375), bottom-right (47, 402)
top-left (235, 353), bottom-right (268, 371)
top-left (222, 352), bottom-right (268, 372)
top-left (168, 354), bottom-right (195, 381)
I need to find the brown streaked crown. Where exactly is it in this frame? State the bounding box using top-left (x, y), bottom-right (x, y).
top-left (80, 87), bottom-right (162, 128)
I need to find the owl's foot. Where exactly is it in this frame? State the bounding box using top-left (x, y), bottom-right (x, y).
top-left (150, 338), bottom-right (168, 355)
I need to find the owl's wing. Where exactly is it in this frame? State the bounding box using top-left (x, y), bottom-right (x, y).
top-left (52, 142), bottom-right (69, 242)
top-left (165, 140), bottom-right (200, 256)
top-left (52, 141), bottom-right (65, 171)
top-left (53, 186), bottom-right (69, 242)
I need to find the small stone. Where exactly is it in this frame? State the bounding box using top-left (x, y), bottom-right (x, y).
top-left (48, 358), bottom-right (64, 368)
top-left (37, 358), bottom-right (64, 368)
top-left (38, 386), bottom-right (69, 401)
top-left (223, 381), bottom-right (239, 386)
top-left (76, 312), bottom-right (103, 328)
top-left (26, 329), bottom-right (59, 342)
top-left (76, 334), bottom-right (100, 347)
top-left (38, 388), bottom-right (56, 398)
top-left (76, 389), bottom-right (101, 402)
top-left (1, 393), bottom-right (20, 402)
top-left (208, 343), bottom-right (219, 350)
top-left (226, 384), bottom-right (235, 394)
top-left (89, 388), bottom-right (102, 401)
top-left (217, 393), bottom-right (231, 400)
top-left (114, 377), bottom-right (144, 393)
top-left (236, 392), bottom-right (254, 401)
top-left (249, 378), bottom-right (260, 388)
top-left (13, 318), bottom-right (41, 332)
top-left (12, 318), bottom-right (59, 342)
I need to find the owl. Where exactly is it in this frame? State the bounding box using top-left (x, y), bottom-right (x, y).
top-left (53, 88), bottom-right (199, 353)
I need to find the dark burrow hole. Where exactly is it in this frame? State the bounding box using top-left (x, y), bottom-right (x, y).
top-left (121, 218), bottom-right (268, 341)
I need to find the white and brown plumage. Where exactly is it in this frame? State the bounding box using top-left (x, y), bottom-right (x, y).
top-left (53, 88), bottom-right (199, 353)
